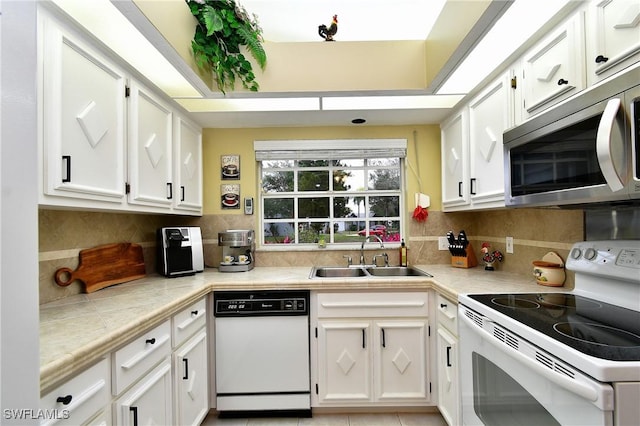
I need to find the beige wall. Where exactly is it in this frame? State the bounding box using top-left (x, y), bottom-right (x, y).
top-left (38, 125), bottom-right (583, 304)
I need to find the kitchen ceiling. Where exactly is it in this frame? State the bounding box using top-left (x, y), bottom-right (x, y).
top-left (238, 0), bottom-right (447, 43)
top-left (62, 0), bottom-right (576, 128)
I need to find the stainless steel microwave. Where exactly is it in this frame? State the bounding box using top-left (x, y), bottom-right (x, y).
top-left (503, 66), bottom-right (640, 208)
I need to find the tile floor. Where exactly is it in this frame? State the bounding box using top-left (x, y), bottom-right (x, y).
top-left (201, 411), bottom-right (448, 426)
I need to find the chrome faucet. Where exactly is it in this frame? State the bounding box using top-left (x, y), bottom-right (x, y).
top-left (360, 235), bottom-right (385, 265)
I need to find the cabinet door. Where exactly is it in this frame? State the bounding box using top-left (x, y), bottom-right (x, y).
top-left (316, 321), bottom-right (372, 404)
top-left (437, 327), bottom-right (459, 426)
top-left (441, 109), bottom-right (469, 209)
top-left (468, 75), bottom-right (510, 208)
top-left (374, 320), bottom-right (429, 403)
top-left (41, 14), bottom-right (126, 203)
top-left (522, 14), bottom-right (584, 117)
top-left (127, 81), bottom-right (173, 208)
top-left (173, 115), bottom-right (203, 213)
top-left (174, 330), bottom-right (208, 426)
top-left (114, 359), bottom-right (172, 426)
top-left (586, 0), bottom-right (640, 84)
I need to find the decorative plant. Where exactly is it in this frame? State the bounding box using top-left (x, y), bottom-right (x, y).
top-left (186, 0), bottom-right (266, 94)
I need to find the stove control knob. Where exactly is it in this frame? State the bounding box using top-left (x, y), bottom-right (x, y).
top-left (584, 248), bottom-right (597, 261)
top-left (570, 248), bottom-right (582, 259)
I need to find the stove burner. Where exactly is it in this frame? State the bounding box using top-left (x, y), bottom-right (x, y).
top-left (536, 294), bottom-right (603, 309)
top-left (491, 297), bottom-right (540, 309)
top-left (554, 322), bottom-right (640, 348)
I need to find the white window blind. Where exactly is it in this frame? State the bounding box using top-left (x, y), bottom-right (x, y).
top-left (254, 139), bottom-right (407, 161)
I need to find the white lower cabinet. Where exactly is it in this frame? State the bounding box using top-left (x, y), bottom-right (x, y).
top-left (113, 359), bottom-right (173, 426)
top-left (172, 297), bottom-right (209, 426)
top-left (312, 292), bottom-right (431, 407)
top-left (40, 358), bottom-right (110, 426)
top-left (436, 294), bottom-right (460, 426)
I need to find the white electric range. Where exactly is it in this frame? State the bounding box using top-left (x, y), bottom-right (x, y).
top-left (458, 240), bottom-right (640, 426)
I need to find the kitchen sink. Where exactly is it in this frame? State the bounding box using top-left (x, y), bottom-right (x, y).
top-left (311, 266), bottom-right (369, 278)
top-left (309, 266), bottom-right (431, 279)
top-left (365, 266), bottom-right (430, 277)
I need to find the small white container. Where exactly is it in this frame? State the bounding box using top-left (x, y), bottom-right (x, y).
top-left (533, 252), bottom-right (566, 287)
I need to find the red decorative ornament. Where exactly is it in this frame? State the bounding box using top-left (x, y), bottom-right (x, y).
top-left (412, 205), bottom-right (428, 222)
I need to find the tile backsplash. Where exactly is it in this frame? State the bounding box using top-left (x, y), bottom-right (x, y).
top-left (39, 208), bottom-right (583, 304)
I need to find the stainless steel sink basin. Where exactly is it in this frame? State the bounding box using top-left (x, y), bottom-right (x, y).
top-left (365, 266), bottom-right (431, 277)
top-left (311, 266), bottom-right (368, 278)
top-left (310, 266), bottom-right (431, 279)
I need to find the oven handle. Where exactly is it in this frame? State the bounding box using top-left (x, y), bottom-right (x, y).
top-left (459, 311), bottom-right (600, 403)
top-left (596, 98), bottom-right (625, 192)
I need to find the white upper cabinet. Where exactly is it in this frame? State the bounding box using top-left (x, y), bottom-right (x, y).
top-left (521, 13), bottom-right (586, 118)
top-left (38, 8), bottom-right (203, 216)
top-left (467, 74), bottom-right (512, 208)
top-left (173, 115), bottom-right (203, 213)
top-left (440, 109), bottom-right (469, 210)
top-left (441, 72), bottom-right (512, 211)
top-left (127, 81), bottom-right (174, 209)
top-left (40, 11), bottom-right (127, 205)
top-left (585, 0), bottom-right (640, 85)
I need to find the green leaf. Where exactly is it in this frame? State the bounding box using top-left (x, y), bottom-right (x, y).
top-left (202, 6), bottom-right (223, 36)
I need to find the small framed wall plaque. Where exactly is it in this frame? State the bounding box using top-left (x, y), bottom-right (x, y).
top-left (221, 154), bottom-right (240, 180)
top-left (221, 184), bottom-right (240, 209)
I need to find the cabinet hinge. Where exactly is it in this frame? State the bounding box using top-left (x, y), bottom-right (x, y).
top-left (125, 86), bottom-right (130, 97)
top-left (125, 182), bottom-right (130, 194)
top-left (315, 383), bottom-right (318, 394)
top-left (510, 76), bottom-right (517, 89)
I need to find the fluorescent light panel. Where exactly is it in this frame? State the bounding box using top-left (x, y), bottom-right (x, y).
top-left (52, 0), bottom-right (201, 98)
top-left (322, 95), bottom-right (464, 110)
top-left (437, 0), bottom-right (573, 94)
top-left (176, 97), bottom-right (320, 112)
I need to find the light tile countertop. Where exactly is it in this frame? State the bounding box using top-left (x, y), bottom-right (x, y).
top-left (39, 264), bottom-right (567, 394)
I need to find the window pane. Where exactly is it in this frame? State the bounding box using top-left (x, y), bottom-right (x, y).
top-left (368, 169), bottom-right (400, 190)
top-left (368, 158), bottom-right (400, 167)
top-left (264, 198), bottom-right (294, 219)
top-left (299, 160), bottom-right (329, 167)
top-left (333, 197), bottom-right (356, 219)
top-left (333, 159), bottom-right (364, 167)
top-left (334, 221), bottom-right (364, 243)
top-left (298, 197), bottom-right (329, 218)
top-left (299, 222), bottom-right (329, 243)
top-left (369, 196), bottom-right (400, 217)
top-left (262, 171), bottom-right (294, 192)
top-left (298, 170), bottom-right (329, 191)
top-left (262, 160), bottom-right (294, 168)
top-left (263, 222), bottom-right (294, 244)
top-left (334, 169), bottom-right (365, 192)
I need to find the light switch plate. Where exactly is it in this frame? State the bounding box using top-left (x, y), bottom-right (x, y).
top-left (506, 236), bottom-right (514, 253)
top-left (438, 237), bottom-right (449, 251)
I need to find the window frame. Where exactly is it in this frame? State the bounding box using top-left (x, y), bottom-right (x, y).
top-left (255, 139), bottom-right (407, 250)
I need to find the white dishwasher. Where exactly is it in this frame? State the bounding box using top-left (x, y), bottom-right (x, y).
top-left (214, 290), bottom-right (311, 416)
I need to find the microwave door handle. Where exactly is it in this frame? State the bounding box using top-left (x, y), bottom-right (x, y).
top-left (596, 98), bottom-right (625, 192)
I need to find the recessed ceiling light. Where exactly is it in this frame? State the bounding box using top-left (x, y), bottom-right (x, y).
top-left (351, 118), bottom-right (366, 124)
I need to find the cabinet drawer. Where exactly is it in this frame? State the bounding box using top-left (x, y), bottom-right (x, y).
top-left (112, 320), bottom-right (171, 395)
top-left (436, 293), bottom-right (458, 336)
top-left (316, 292), bottom-right (429, 318)
top-left (40, 358), bottom-right (110, 426)
top-left (172, 297), bottom-right (207, 348)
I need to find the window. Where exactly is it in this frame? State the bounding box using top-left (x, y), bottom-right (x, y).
top-left (255, 139), bottom-right (406, 247)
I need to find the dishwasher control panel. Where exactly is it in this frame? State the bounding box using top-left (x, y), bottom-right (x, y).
top-left (214, 290), bottom-right (309, 316)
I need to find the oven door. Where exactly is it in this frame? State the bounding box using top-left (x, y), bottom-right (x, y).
top-left (459, 305), bottom-right (614, 426)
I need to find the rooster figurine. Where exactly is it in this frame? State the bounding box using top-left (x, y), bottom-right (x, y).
top-left (318, 15), bottom-right (338, 41)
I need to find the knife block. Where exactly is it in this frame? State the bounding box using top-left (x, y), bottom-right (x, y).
top-left (451, 243), bottom-right (478, 268)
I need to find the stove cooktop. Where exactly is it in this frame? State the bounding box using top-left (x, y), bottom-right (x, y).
top-left (467, 292), bottom-right (640, 362)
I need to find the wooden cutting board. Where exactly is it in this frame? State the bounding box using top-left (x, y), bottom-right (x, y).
top-left (55, 243), bottom-right (146, 293)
